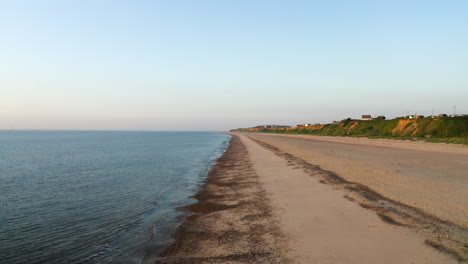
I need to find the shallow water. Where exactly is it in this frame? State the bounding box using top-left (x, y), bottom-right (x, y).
top-left (0, 130), bottom-right (230, 264)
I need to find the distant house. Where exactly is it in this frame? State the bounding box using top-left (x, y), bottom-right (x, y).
top-left (409, 115), bottom-right (424, 119)
top-left (438, 114), bottom-right (448, 117)
top-left (361, 115), bottom-right (372, 121)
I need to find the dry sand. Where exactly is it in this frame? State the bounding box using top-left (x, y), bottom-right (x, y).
top-left (239, 134), bottom-right (460, 263)
top-left (157, 134), bottom-right (464, 263)
top-left (246, 133), bottom-right (468, 227)
top-left (255, 133), bottom-right (468, 155)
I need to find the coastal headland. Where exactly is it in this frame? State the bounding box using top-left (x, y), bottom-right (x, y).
top-left (156, 133), bottom-right (467, 263)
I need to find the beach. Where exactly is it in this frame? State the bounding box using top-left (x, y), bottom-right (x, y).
top-left (156, 133), bottom-right (466, 263)
top-left (246, 133), bottom-right (468, 227)
top-left (155, 135), bottom-right (288, 263)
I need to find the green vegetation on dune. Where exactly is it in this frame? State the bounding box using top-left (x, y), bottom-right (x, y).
top-left (319, 119), bottom-right (401, 137)
top-left (233, 116), bottom-right (468, 144)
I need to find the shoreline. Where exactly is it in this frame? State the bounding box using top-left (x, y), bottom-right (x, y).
top-left (141, 134), bottom-right (233, 263)
top-left (154, 135), bottom-right (287, 263)
top-left (154, 133), bottom-right (464, 263)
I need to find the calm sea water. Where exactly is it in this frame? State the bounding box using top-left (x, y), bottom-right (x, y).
top-left (0, 131), bottom-right (230, 264)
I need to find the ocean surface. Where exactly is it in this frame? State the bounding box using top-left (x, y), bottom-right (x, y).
top-left (0, 130), bottom-right (231, 264)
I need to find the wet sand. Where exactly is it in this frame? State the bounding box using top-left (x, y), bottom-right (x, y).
top-left (156, 134), bottom-right (464, 263)
top-left (155, 135), bottom-right (288, 263)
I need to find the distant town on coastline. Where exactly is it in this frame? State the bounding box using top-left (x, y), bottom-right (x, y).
top-left (231, 113), bottom-right (468, 144)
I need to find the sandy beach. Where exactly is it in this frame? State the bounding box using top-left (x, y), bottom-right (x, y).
top-left (156, 134), bottom-right (466, 263)
top-left (246, 133), bottom-right (468, 227)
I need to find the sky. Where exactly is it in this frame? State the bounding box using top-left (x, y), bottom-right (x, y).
top-left (1, 0), bottom-right (467, 131)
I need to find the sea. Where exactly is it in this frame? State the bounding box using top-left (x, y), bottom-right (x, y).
top-left (0, 130), bottom-right (231, 264)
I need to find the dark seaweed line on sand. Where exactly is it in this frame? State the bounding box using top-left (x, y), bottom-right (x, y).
top-left (154, 135), bottom-right (288, 264)
top-left (247, 135), bottom-right (467, 263)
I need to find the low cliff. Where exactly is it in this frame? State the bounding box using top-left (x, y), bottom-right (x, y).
top-left (232, 116), bottom-right (468, 142)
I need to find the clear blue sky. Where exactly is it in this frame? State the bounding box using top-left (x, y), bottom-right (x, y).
top-left (1, 0), bottom-right (467, 130)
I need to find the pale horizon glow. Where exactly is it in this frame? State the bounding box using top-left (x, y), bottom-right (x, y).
top-left (1, 0), bottom-right (467, 131)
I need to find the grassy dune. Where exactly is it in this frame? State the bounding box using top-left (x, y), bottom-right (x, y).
top-left (233, 116), bottom-right (468, 144)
